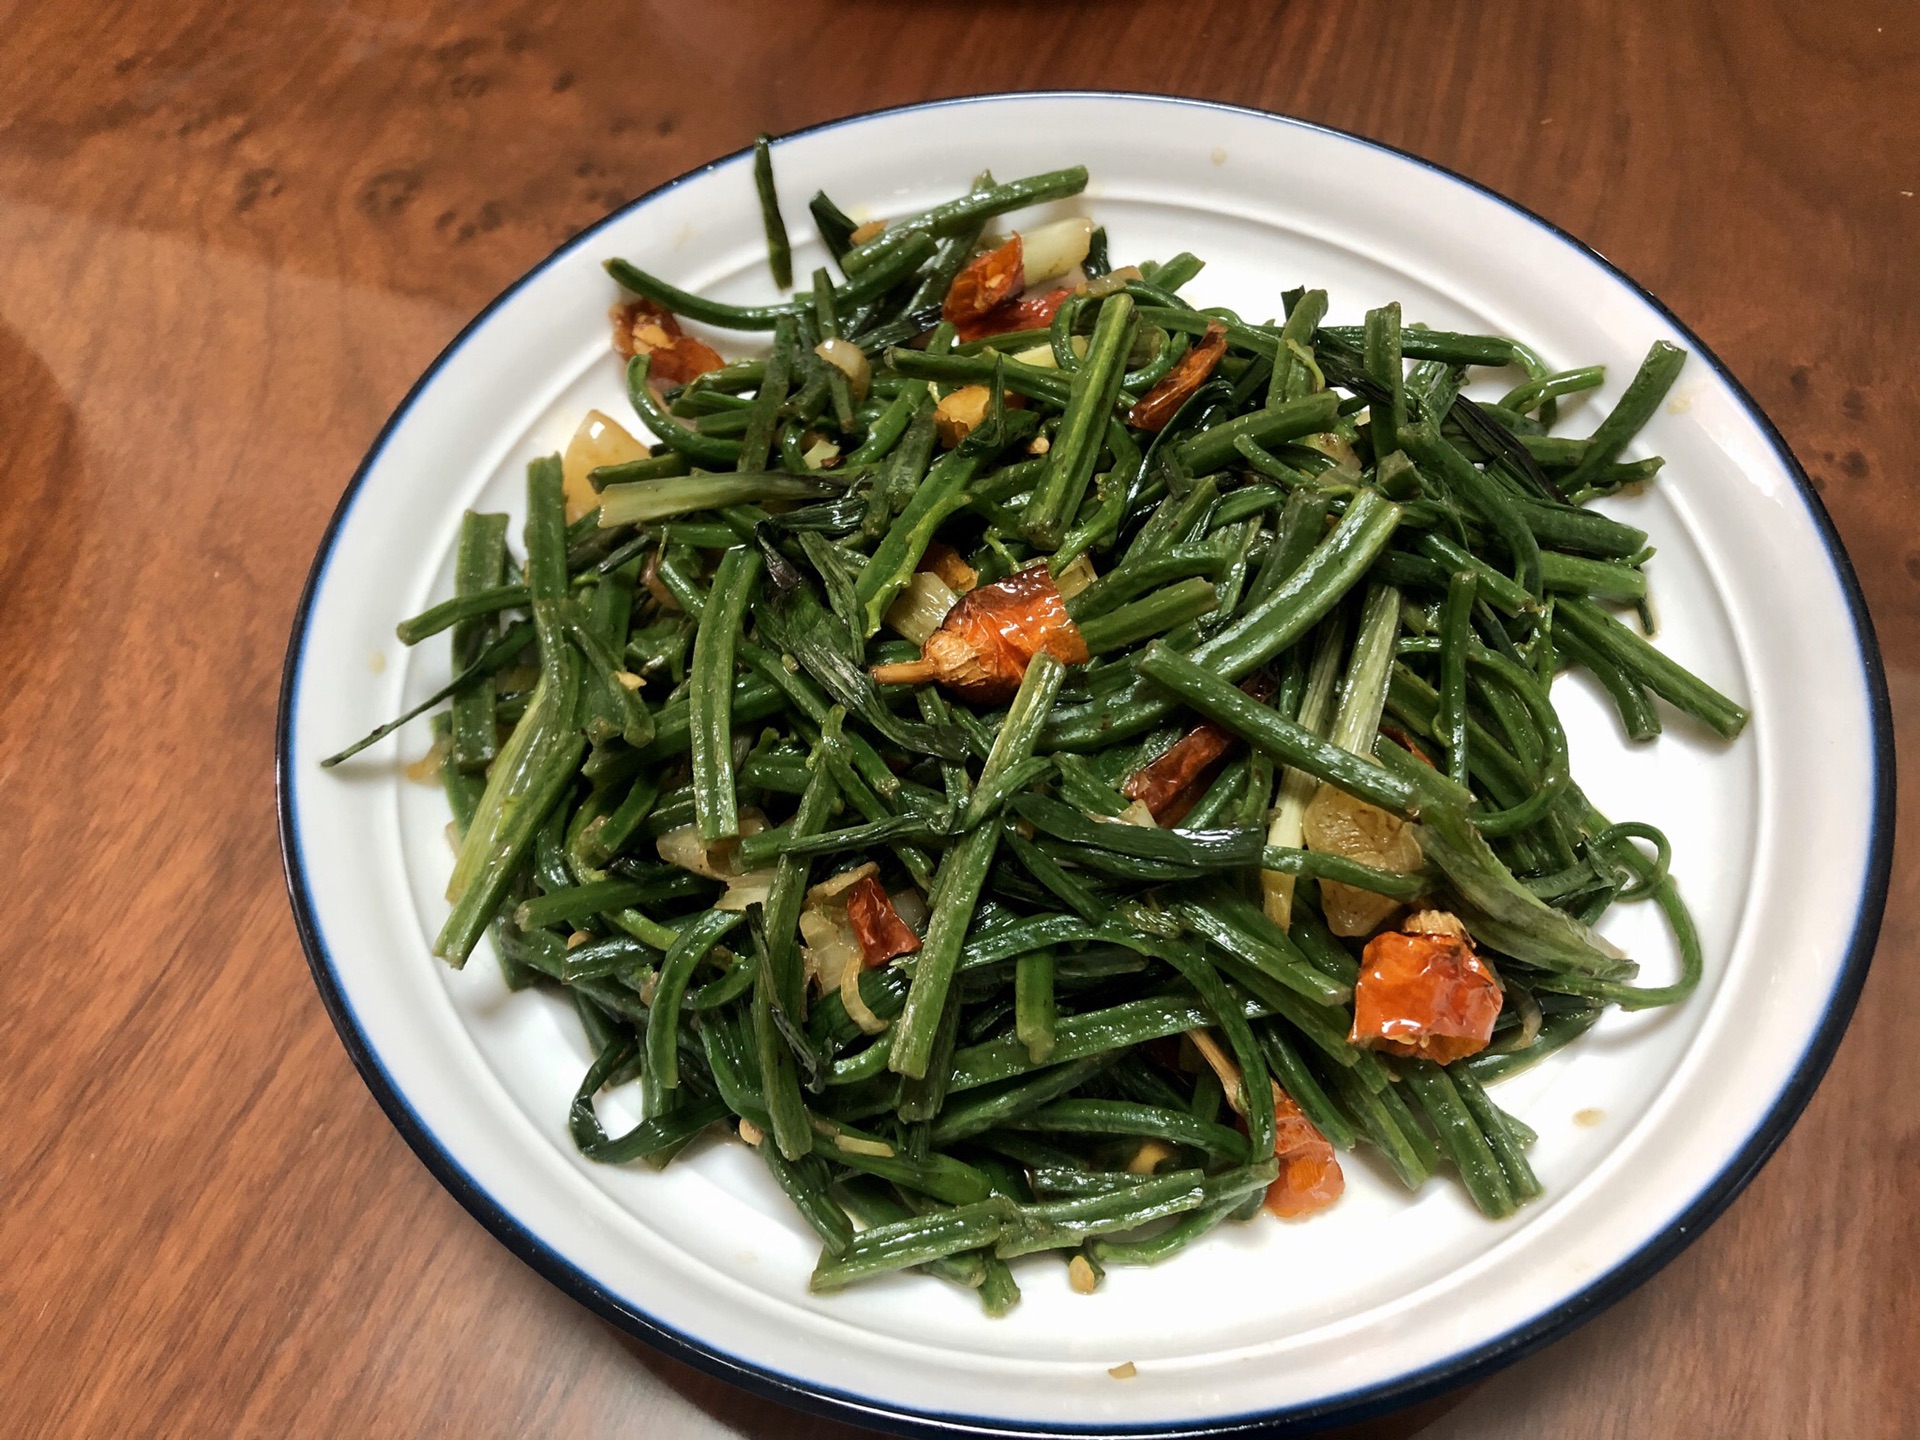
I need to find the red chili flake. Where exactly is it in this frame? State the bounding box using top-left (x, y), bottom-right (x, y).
top-left (1126, 321), bottom-right (1229, 432)
top-left (952, 285), bottom-right (1074, 344)
top-left (1350, 913), bottom-right (1503, 1064)
top-left (942, 235), bottom-right (1025, 325)
top-left (845, 875), bottom-right (922, 967)
top-left (868, 563), bottom-right (1089, 704)
top-left (611, 297), bottom-right (725, 386)
top-left (1264, 1084), bottom-right (1345, 1218)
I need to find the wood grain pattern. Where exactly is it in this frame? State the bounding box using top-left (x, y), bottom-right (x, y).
top-left (2, 2), bottom-right (1915, 1435)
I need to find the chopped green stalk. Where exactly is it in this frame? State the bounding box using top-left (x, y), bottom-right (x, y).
top-left (891, 653), bottom-right (1066, 1079)
top-left (765, 722), bottom-right (842, 1018)
top-left (1262, 616), bottom-right (1344, 927)
top-left (1562, 340), bottom-right (1687, 492)
top-left (644, 908), bottom-right (743, 1109)
top-left (690, 547), bottom-right (762, 841)
top-left (1014, 950), bottom-right (1057, 1064)
top-left (1076, 577), bottom-right (1218, 654)
top-left (1438, 570), bottom-right (1478, 786)
top-left (737, 316), bottom-right (797, 473)
top-left (1451, 1066), bottom-right (1542, 1202)
top-left (1024, 293), bottom-right (1134, 549)
top-left (1173, 392), bottom-right (1340, 476)
top-left (1330, 583), bottom-right (1401, 754)
top-left (1363, 303), bottom-right (1406, 458)
top-left (1091, 1195), bottom-right (1243, 1266)
top-left (1268, 288), bottom-right (1328, 406)
top-left (751, 133), bottom-right (792, 291)
top-left (836, 166), bottom-right (1090, 274)
top-left (1402, 1060), bottom-right (1516, 1219)
top-left (395, 583), bottom-right (529, 646)
top-left (598, 469), bottom-right (837, 527)
top-left (449, 512), bottom-right (509, 771)
top-left (1318, 326), bottom-right (1514, 367)
top-left (1556, 597), bottom-right (1749, 739)
top-left (625, 354), bottom-right (744, 467)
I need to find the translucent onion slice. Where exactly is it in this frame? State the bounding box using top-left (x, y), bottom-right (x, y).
top-left (814, 337), bottom-right (871, 402)
top-left (561, 409), bottom-right (650, 523)
top-left (1019, 217), bottom-right (1095, 286)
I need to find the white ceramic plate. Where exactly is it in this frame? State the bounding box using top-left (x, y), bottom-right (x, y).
top-left (278, 93), bottom-right (1891, 1436)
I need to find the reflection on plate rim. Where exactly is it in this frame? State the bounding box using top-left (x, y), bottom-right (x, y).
top-left (274, 92), bottom-right (1894, 1438)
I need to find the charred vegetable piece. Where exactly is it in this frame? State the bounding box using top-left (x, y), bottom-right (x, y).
top-left (1350, 911), bottom-right (1503, 1063)
top-left (1302, 783), bottom-right (1424, 936)
top-left (920, 542), bottom-right (978, 594)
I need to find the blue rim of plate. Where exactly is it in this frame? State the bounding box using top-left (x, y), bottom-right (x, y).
top-left (276, 91), bottom-right (1894, 1438)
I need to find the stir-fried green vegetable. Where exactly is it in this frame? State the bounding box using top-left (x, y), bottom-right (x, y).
top-left (329, 148), bottom-right (1747, 1314)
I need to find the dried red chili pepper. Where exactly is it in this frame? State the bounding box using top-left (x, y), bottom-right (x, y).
top-left (1122, 725), bottom-right (1235, 822)
top-left (1265, 1083), bottom-right (1345, 1218)
top-left (610, 297), bottom-right (725, 386)
top-left (868, 564), bottom-right (1089, 704)
top-left (845, 875), bottom-right (922, 967)
top-left (952, 285), bottom-right (1074, 344)
top-left (1126, 321), bottom-right (1228, 432)
top-left (942, 235), bottom-right (1025, 325)
top-left (1121, 675), bottom-right (1277, 822)
top-left (1350, 911), bottom-right (1503, 1063)
top-left (1192, 1025), bottom-right (1344, 1220)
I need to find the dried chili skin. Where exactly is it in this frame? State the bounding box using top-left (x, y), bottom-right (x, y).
top-left (927, 565), bottom-right (1089, 701)
top-left (1264, 1085), bottom-right (1344, 1218)
top-left (611, 297), bottom-right (724, 385)
top-left (845, 874), bottom-right (922, 967)
top-left (953, 285), bottom-right (1073, 344)
top-left (1121, 676), bottom-right (1277, 822)
top-left (942, 235), bottom-right (1025, 325)
top-left (875, 564), bottom-right (1089, 704)
top-left (1127, 321), bottom-right (1228, 431)
top-left (1350, 917), bottom-right (1503, 1063)
top-left (1122, 724), bottom-right (1234, 821)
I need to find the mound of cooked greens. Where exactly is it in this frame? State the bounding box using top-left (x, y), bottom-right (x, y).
top-left (329, 140), bottom-right (1746, 1311)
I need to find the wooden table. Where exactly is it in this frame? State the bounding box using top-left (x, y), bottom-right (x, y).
top-left (5, 3), bottom-right (1914, 1435)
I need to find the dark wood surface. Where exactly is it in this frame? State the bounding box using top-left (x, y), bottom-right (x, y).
top-left (4, 3), bottom-right (1915, 1435)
